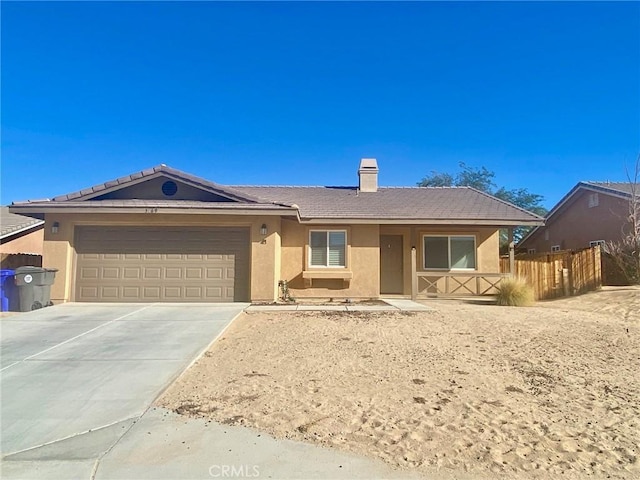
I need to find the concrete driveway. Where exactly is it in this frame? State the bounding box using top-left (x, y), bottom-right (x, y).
top-left (1, 303), bottom-right (246, 478)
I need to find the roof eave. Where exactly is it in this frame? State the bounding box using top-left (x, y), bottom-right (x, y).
top-left (8, 205), bottom-right (295, 216)
top-left (298, 218), bottom-right (544, 226)
top-left (0, 220), bottom-right (45, 241)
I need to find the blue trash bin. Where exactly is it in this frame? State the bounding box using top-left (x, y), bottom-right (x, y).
top-left (0, 269), bottom-right (16, 312)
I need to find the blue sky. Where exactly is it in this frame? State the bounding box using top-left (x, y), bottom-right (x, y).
top-left (2, 2), bottom-right (639, 209)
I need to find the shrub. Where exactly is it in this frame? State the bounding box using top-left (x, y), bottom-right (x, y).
top-left (496, 277), bottom-right (535, 306)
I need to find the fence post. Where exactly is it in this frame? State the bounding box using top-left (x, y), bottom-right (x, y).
top-left (411, 247), bottom-right (417, 300)
top-left (562, 268), bottom-right (570, 296)
top-left (508, 228), bottom-right (515, 277)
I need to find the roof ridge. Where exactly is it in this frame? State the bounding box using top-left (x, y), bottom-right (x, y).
top-left (232, 185), bottom-right (471, 189)
top-left (232, 185), bottom-right (357, 188)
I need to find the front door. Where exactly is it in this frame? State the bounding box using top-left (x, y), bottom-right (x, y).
top-left (380, 235), bottom-right (404, 294)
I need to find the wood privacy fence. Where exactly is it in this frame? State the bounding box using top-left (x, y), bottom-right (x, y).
top-left (0, 253), bottom-right (43, 270)
top-left (500, 246), bottom-right (602, 300)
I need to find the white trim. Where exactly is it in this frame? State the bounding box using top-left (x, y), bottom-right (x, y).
top-left (0, 220), bottom-right (45, 241)
top-left (422, 234), bottom-right (477, 270)
top-left (308, 229), bottom-right (347, 268)
top-left (551, 245), bottom-right (561, 252)
top-left (589, 240), bottom-right (606, 247)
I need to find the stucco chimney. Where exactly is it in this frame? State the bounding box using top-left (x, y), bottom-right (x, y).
top-left (358, 158), bottom-right (379, 193)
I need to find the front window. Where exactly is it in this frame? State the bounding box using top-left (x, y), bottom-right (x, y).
top-left (310, 230), bottom-right (346, 267)
top-left (423, 235), bottom-right (476, 270)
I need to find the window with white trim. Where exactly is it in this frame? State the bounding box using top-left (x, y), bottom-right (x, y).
top-left (423, 235), bottom-right (476, 270)
top-left (551, 245), bottom-right (561, 252)
top-left (528, 248), bottom-right (536, 254)
top-left (588, 193), bottom-right (599, 208)
top-left (309, 230), bottom-right (346, 267)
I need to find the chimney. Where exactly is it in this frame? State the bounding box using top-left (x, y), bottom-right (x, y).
top-left (358, 158), bottom-right (379, 193)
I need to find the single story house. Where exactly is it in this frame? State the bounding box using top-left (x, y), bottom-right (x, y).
top-left (518, 181), bottom-right (634, 254)
top-left (9, 159), bottom-right (543, 303)
top-left (0, 206), bottom-right (45, 256)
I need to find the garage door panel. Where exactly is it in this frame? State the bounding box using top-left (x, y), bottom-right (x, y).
top-left (101, 286), bottom-right (120, 299)
top-left (75, 226), bottom-right (250, 302)
top-left (79, 267), bottom-right (99, 279)
top-left (123, 268), bottom-right (141, 279)
top-left (165, 268), bottom-right (182, 279)
top-left (185, 287), bottom-right (202, 298)
top-left (143, 287), bottom-right (161, 299)
top-left (79, 286), bottom-right (99, 298)
top-left (206, 268), bottom-right (223, 279)
top-left (164, 287), bottom-right (182, 299)
top-left (102, 267), bottom-right (120, 279)
top-left (144, 267), bottom-right (161, 279)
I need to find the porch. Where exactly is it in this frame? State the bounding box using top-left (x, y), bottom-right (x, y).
top-left (379, 227), bottom-right (517, 300)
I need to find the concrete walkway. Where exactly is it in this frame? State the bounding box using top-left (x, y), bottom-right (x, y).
top-left (245, 298), bottom-right (433, 312)
top-left (98, 409), bottom-right (422, 480)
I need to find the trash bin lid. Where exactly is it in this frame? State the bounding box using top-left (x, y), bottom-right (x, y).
top-left (44, 268), bottom-right (59, 273)
top-left (15, 266), bottom-right (46, 274)
top-left (0, 269), bottom-right (15, 276)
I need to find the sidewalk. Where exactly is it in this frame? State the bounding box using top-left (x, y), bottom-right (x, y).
top-left (245, 299), bottom-right (433, 313)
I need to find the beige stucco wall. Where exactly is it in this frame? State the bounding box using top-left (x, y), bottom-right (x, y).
top-left (41, 212), bottom-right (501, 303)
top-left (42, 213), bottom-right (281, 303)
top-left (281, 222), bottom-right (500, 299)
top-left (521, 190), bottom-right (629, 253)
top-left (280, 219), bottom-right (380, 299)
top-left (0, 228), bottom-right (44, 255)
top-left (415, 226), bottom-right (500, 273)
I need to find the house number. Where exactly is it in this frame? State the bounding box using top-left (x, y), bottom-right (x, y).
top-left (144, 208), bottom-right (158, 214)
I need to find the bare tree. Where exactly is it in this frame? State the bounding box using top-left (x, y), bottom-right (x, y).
top-left (605, 156), bottom-right (640, 284)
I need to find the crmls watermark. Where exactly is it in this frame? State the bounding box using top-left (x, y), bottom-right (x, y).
top-left (209, 464), bottom-right (260, 478)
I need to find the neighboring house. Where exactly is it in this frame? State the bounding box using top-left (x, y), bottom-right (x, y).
top-left (9, 160), bottom-right (542, 303)
top-left (519, 181), bottom-right (634, 254)
top-left (0, 206), bottom-right (44, 255)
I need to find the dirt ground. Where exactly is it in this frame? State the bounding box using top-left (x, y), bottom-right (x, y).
top-left (159, 287), bottom-right (639, 479)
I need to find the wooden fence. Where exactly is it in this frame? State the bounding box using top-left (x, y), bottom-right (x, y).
top-left (0, 253), bottom-right (43, 270)
top-left (500, 246), bottom-right (602, 300)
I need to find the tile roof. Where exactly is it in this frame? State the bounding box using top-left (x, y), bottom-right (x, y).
top-left (51, 164), bottom-right (268, 204)
top-left (232, 186), bottom-right (543, 223)
top-left (0, 206), bottom-right (44, 240)
top-left (10, 164), bottom-right (543, 225)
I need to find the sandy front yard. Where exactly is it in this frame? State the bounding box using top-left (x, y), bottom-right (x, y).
top-left (158, 288), bottom-right (639, 480)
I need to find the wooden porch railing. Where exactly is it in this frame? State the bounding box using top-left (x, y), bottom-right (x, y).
top-left (410, 247), bottom-right (511, 299)
top-left (414, 272), bottom-right (510, 297)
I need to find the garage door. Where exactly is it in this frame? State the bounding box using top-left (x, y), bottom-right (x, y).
top-left (74, 226), bottom-right (250, 302)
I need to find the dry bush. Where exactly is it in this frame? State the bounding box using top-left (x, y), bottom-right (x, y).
top-left (496, 277), bottom-right (535, 306)
top-left (606, 156), bottom-right (640, 285)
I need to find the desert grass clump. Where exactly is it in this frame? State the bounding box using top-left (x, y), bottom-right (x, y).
top-left (496, 277), bottom-right (535, 306)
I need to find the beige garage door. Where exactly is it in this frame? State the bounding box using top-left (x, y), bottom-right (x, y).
top-left (75, 226), bottom-right (250, 302)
